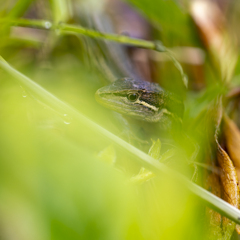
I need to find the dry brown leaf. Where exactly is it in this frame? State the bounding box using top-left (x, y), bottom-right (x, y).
top-left (208, 97), bottom-right (240, 238)
top-left (237, 168), bottom-right (240, 189)
top-left (223, 115), bottom-right (240, 234)
top-left (224, 115), bottom-right (240, 169)
top-left (216, 144), bottom-right (240, 207)
top-left (216, 142), bottom-right (240, 238)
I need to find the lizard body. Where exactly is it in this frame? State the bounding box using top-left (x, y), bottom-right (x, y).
top-left (89, 6), bottom-right (184, 131)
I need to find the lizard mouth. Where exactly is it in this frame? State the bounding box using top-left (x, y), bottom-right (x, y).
top-left (95, 90), bottom-right (157, 119)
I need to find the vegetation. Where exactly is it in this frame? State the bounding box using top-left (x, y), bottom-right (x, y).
top-left (1, 0), bottom-right (240, 239)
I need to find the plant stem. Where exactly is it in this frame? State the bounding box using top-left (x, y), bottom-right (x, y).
top-left (3, 18), bottom-right (158, 49)
top-left (2, 18), bottom-right (187, 86)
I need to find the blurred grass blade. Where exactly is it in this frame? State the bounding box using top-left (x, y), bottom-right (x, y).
top-left (126, 0), bottom-right (192, 44)
top-left (49, 0), bottom-right (71, 23)
top-left (7, 0), bottom-right (34, 18)
top-left (1, 56), bottom-right (240, 224)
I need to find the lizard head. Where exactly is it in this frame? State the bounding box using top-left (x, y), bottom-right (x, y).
top-left (95, 78), bottom-right (184, 124)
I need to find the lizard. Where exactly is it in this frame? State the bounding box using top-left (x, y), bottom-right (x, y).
top-left (86, 3), bottom-right (185, 133)
top-left (83, 3), bottom-right (187, 149)
top-left (90, 4), bottom-right (201, 180)
top-left (95, 77), bottom-right (200, 180)
top-left (95, 77), bottom-right (184, 133)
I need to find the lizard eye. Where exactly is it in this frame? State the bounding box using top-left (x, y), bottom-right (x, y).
top-left (127, 93), bottom-right (139, 102)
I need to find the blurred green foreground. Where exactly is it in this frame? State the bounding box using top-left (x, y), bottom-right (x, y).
top-left (0, 57), bottom-right (202, 240)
